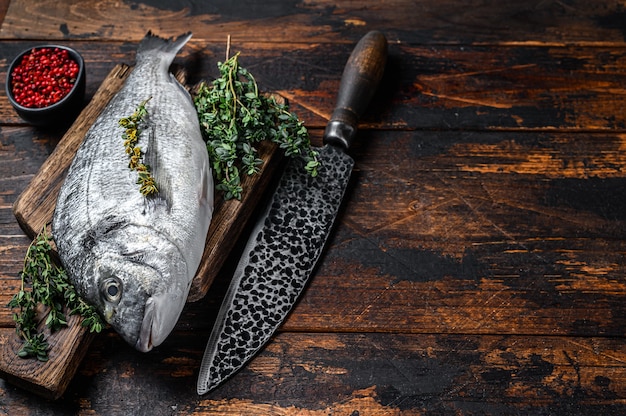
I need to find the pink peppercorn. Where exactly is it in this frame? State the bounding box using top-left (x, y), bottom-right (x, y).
top-left (10, 47), bottom-right (80, 108)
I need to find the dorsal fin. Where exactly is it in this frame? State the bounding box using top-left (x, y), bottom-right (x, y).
top-left (136, 31), bottom-right (193, 68)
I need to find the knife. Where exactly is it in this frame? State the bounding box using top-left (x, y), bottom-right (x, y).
top-left (197, 30), bottom-right (388, 395)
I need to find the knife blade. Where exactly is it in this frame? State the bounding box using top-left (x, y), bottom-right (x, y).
top-left (197, 30), bottom-right (388, 395)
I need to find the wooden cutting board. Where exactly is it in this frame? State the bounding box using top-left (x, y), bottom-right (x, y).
top-left (0, 63), bottom-right (283, 399)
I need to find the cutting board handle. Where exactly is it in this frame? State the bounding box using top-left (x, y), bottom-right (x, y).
top-left (323, 30), bottom-right (388, 150)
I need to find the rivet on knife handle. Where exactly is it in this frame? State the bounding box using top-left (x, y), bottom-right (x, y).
top-left (323, 30), bottom-right (388, 150)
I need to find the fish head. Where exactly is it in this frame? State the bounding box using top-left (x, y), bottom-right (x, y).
top-left (92, 249), bottom-right (189, 352)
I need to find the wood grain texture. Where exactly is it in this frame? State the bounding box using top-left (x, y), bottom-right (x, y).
top-left (1, 331), bottom-right (625, 415)
top-left (0, 313), bottom-right (96, 400)
top-left (2, 0), bottom-right (626, 413)
top-left (2, 0), bottom-right (626, 46)
top-left (0, 0), bottom-right (9, 28)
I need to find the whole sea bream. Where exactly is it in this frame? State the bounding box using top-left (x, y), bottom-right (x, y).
top-left (52, 32), bottom-right (213, 352)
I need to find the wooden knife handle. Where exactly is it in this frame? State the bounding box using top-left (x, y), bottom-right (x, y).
top-left (323, 30), bottom-right (388, 149)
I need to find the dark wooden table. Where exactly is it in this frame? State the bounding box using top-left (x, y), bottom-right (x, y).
top-left (2, 0), bottom-right (626, 414)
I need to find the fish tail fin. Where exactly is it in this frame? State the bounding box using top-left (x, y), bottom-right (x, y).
top-left (137, 31), bottom-right (192, 67)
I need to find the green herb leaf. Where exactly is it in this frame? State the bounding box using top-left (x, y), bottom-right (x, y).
top-left (120, 97), bottom-right (158, 197)
top-left (194, 51), bottom-right (318, 200)
top-left (8, 227), bottom-right (104, 361)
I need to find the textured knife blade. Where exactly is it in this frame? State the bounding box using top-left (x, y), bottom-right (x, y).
top-left (197, 144), bottom-right (353, 394)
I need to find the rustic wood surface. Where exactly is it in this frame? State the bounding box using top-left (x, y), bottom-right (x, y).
top-left (2, 0), bottom-right (626, 414)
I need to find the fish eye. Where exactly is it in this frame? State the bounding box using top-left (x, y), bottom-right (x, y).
top-left (101, 277), bottom-right (123, 304)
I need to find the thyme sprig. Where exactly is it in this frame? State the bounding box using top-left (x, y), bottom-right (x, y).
top-left (194, 52), bottom-right (319, 200)
top-left (8, 227), bottom-right (103, 361)
top-left (119, 97), bottom-right (158, 196)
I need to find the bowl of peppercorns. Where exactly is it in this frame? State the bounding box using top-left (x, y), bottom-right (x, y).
top-left (6, 45), bottom-right (86, 126)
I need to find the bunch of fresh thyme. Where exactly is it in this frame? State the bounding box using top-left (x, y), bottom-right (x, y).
top-left (119, 97), bottom-right (158, 197)
top-left (7, 228), bottom-right (103, 361)
top-left (194, 52), bottom-right (319, 200)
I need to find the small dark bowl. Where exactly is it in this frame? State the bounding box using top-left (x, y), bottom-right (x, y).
top-left (6, 45), bottom-right (86, 126)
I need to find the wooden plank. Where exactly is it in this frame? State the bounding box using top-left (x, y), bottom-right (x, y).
top-left (3, 0), bottom-right (626, 46)
top-left (0, 0), bottom-right (10, 27)
top-left (0, 313), bottom-right (96, 400)
top-left (0, 62), bottom-right (282, 399)
top-left (196, 333), bottom-right (626, 414)
top-left (1, 330), bottom-right (625, 414)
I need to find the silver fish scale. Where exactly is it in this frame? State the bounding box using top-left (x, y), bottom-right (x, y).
top-left (198, 144), bottom-right (354, 393)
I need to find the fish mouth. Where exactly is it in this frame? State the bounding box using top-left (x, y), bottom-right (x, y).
top-left (135, 291), bottom-right (185, 352)
top-left (136, 296), bottom-right (157, 352)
